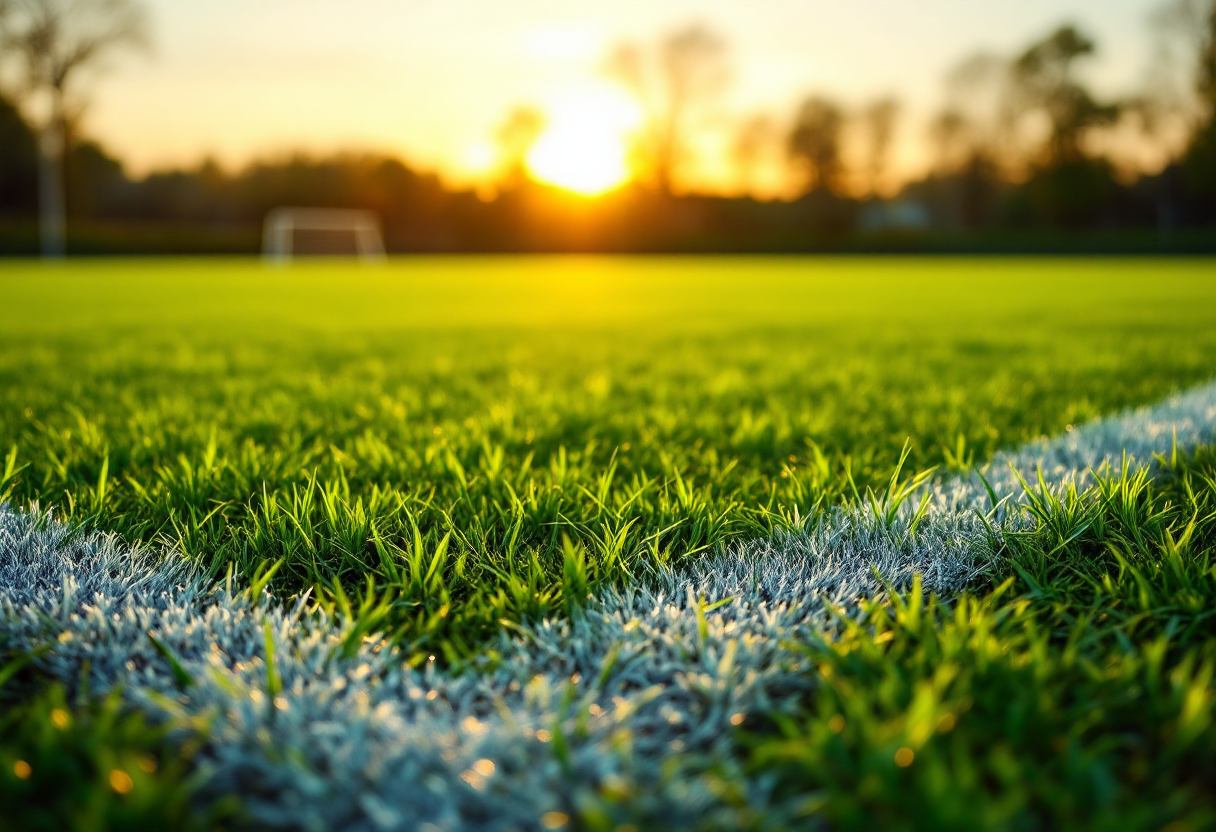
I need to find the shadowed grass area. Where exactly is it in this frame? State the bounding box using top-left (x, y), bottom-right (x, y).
top-left (2, 256), bottom-right (1216, 658)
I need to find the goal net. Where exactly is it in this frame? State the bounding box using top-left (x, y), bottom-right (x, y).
top-left (262, 208), bottom-right (387, 262)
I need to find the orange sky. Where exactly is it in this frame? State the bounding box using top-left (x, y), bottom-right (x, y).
top-left (67, 0), bottom-right (1172, 193)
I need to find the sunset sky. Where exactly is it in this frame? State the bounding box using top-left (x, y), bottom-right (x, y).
top-left (78, 0), bottom-right (1171, 192)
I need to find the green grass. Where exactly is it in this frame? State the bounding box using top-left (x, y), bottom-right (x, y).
top-left (0, 692), bottom-right (224, 832)
top-left (4, 256), bottom-right (1216, 829)
top-left (734, 447), bottom-right (1216, 832)
top-left (0, 655), bottom-right (235, 832)
top-left (3, 257), bottom-right (1216, 656)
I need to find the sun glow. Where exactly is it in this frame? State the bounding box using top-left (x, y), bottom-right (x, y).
top-left (520, 26), bottom-right (601, 62)
top-left (526, 85), bottom-right (640, 196)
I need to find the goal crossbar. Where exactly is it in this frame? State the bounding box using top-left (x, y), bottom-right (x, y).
top-left (262, 207), bottom-right (387, 262)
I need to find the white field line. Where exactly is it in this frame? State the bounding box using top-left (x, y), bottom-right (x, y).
top-left (3, 382), bottom-right (1216, 830)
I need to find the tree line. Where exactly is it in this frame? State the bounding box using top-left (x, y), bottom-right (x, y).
top-left (2, 1), bottom-right (1216, 253)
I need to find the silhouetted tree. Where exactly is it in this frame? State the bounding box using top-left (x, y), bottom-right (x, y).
top-left (1181, 2), bottom-right (1216, 206)
top-left (1203, 5), bottom-right (1216, 111)
top-left (919, 53), bottom-right (1020, 230)
top-left (787, 96), bottom-right (845, 194)
top-left (999, 27), bottom-right (1124, 228)
top-left (860, 97), bottom-right (899, 195)
top-left (935, 52), bottom-right (1013, 172)
top-left (0, 93), bottom-right (38, 215)
top-left (605, 24), bottom-right (729, 195)
top-left (1009, 25), bottom-right (1119, 167)
top-left (0, 0), bottom-right (147, 256)
top-left (919, 107), bottom-right (1003, 231)
top-left (929, 109), bottom-right (969, 174)
top-left (1144, 0), bottom-right (1211, 141)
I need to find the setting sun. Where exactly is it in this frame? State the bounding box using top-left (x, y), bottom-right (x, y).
top-left (526, 85), bottom-right (640, 196)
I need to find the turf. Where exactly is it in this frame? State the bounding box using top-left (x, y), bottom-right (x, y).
top-left (2, 256), bottom-right (1216, 829)
top-left (3, 257), bottom-right (1216, 655)
top-left (3, 380), bottom-right (1216, 832)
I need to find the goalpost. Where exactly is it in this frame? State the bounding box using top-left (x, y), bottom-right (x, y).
top-left (262, 207), bottom-right (387, 263)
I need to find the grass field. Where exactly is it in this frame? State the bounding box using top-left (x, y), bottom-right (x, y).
top-left (3, 256), bottom-right (1216, 830)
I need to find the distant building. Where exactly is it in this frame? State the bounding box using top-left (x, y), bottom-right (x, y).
top-left (858, 199), bottom-right (932, 233)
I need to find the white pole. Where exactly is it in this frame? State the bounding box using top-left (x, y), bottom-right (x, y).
top-left (38, 93), bottom-right (67, 259)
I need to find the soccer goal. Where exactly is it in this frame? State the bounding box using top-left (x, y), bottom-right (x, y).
top-left (262, 207), bottom-right (387, 262)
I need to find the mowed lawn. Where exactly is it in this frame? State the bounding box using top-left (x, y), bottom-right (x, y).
top-left (4, 256), bottom-right (1216, 831)
top-left (2, 257), bottom-right (1216, 653)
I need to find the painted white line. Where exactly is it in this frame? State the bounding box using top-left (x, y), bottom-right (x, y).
top-left (3, 381), bottom-right (1215, 830)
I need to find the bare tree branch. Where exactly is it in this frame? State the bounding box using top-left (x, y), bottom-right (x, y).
top-left (1, 0), bottom-right (146, 97)
top-left (0, 0), bottom-right (146, 257)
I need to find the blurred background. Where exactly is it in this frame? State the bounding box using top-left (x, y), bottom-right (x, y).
top-left (1, 0), bottom-right (1215, 255)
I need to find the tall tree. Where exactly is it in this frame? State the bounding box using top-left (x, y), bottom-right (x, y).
top-left (929, 109), bottom-right (969, 174)
top-left (0, 92), bottom-right (38, 216)
top-left (605, 24), bottom-right (729, 195)
top-left (1177, 1), bottom-right (1216, 202)
top-left (787, 96), bottom-right (845, 195)
top-left (936, 52), bottom-right (1012, 172)
top-left (1146, 0), bottom-right (1212, 134)
top-left (0, 0), bottom-right (146, 257)
top-left (1199, 3), bottom-right (1216, 119)
top-left (860, 97), bottom-right (899, 196)
top-left (1008, 25), bottom-right (1118, 168)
